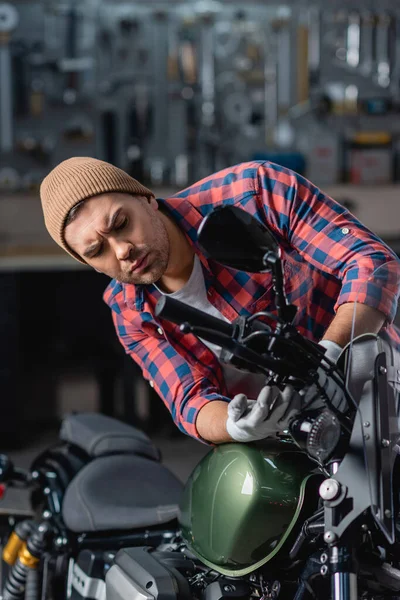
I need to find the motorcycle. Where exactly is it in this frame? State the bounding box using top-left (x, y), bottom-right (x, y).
top-left (103, 205), bottom-right (400, 600)
top-left (0, 411), bottom-right (183, 600)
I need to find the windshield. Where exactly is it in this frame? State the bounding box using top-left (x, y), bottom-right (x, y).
top-left (344, 259), bottom-right (400, 542)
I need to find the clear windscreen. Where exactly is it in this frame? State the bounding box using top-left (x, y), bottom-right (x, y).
top-left (344, 259), bottom-right (400, 540)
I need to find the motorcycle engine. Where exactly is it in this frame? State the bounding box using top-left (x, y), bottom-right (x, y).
top-left (106, 546), bottom-right (253, 600)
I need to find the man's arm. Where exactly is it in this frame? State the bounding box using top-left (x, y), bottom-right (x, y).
top-left (255, 163), bottom-right (400, 326)
top-left (196, 401), bottom-right (231, 444)
top-left (110, 309), bottom-right (232, 443)
top-left (323, 303), bottom-right (386, 348)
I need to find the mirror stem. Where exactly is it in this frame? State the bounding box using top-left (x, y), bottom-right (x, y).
top-left (263, 251), bottom-right (297, 324)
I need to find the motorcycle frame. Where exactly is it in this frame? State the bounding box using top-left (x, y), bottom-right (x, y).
top-left (323, 351), bottom-right (398, 600)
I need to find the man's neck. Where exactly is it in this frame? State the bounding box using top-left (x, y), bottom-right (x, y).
top-left (157, 211), bottom-right (195, 294)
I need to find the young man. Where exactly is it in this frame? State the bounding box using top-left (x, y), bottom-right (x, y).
top-left (40, 156), bottom-right (400, 444)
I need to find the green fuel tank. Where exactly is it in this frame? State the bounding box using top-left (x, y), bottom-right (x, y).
top-left (179, 441), bottom-right (320, 577)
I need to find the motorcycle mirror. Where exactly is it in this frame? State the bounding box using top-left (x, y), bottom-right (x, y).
top-left (197, 206), bottom-right (279, 272)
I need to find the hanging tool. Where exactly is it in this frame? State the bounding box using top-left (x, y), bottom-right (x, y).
top-left (0, 2), bottom-right (19, 154)
top-left (308, 5), bottom-right (320, 86)
top-left (273, 8), bottom-right (294, 148)
top-left (126, 83), bottom-right (151, 181)
top-left (58, 1), bottom-right (93, 103)
top-left (264, 27), bottom-right (278, 147)
top-left (375, 12), bottom-right (392, 88)
top-left (148, 9), bottom-right (169, 184)
top-left (346, 11), bottom-right (360, 68)
top-left (196, 2), bottom-right (219, 176)
top-left (359, 11), bottom-right (374, 76)
top-left (296, 11), bottom-right (309, 106)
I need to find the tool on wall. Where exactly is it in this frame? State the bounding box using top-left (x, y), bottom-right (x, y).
top-left (0, 2), bottom-right (19, 154)
top-left (346, 11), bottom-right (360, 68)
top-left (148, 9), bottom-right (169, 185)
top-left (359, 10), bottom-right (374, 76)
top-left (374, 12), bottom-right (392, 88)
top-left (57, 1), bottom-right (94, 104)
top-left (272, 8), bottom-right (294, 149)
top-left (126, 83), bottom-right (152, 181)
top-left (197, 3), bottom-right (219, 176)
top-left (307, 5), bottom-right (321, 87)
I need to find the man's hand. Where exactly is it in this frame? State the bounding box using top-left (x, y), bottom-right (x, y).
top-left (301, 339), bottom-right (347, 412)
top-left (226, 385), bottom-right (301, 443)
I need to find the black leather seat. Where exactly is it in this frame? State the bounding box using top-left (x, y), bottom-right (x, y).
top-left (60, 413), bottom-right (183, 533)
top-left (62, 454), bottom-right (183, 532)
top-left (60, 413), bottom-right (160, 461)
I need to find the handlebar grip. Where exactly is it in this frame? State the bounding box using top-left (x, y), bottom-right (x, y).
top-left (155, 296), bottom-right (234, 337)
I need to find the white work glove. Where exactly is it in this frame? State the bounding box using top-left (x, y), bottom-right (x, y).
top-left (226, 385), bottom-right (301, 443)
top-left (301, 339), bottom-right (347, 412)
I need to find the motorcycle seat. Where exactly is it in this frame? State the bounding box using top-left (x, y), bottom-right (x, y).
top-left (60, 413), bottom-right (160, 461)
top-left (62, 454), bottom-right (183, 533)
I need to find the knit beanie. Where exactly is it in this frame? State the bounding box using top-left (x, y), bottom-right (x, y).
top-left (40, 156), bottom-right (154, 263)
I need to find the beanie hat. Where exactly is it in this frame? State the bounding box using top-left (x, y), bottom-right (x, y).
top-left (40, 156), bottom-right (154, 263)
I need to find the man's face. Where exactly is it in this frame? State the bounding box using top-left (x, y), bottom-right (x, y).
top-left (64, 192), bottom-right (170, 284)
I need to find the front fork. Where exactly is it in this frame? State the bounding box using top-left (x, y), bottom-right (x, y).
top-left (329, 545), bottom-right (357, 600)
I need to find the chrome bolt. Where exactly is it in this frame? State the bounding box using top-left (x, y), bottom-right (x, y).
top-left (382, 439), bottom-right (390, 448)
top-left (320, 552), bottom-right (328, 564)
top-left (272, 582), bottom-right (280, 592)
top-left (223, 585), bottom-right (235, 593)
top-left (31, 471), bottom-right (39, 480)
top-left (363, 422), bottom-right (370, 428)
top-left (380, 366), bottom-right (387, 375)
top-left (361, 524), bottom-right (369, 531)
top-left (323, 531), bottom-right (337, 544)
top-left (55, 536), bottom-right (67, 547)
top-left (364, 434), bottom-right (370, 441)
top-left (385, 509), bottom-right (392, 519)
top-left (42, 510), bottom-right (51, 519)
top-left (319, 479), bottom-right (341, 501)
top-left (43, 487), bottom-right (50, 495)
top-left (320, 565), bottom-right (328, 576)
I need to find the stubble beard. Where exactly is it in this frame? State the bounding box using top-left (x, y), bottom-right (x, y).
top-left (118, 217), bottom-right (170, 285)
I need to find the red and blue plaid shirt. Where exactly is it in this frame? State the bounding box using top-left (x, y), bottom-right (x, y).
top-left (103, 161), bottom-right (400, 440)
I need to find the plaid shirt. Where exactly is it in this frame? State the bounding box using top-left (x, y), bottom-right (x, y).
top-left (103, 161), bottom-right (400, 440)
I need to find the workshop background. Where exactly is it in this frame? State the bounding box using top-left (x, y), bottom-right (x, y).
top-left (0, 0), bottom-right (400, 493)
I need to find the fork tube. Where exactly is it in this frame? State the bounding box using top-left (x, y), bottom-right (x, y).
top-left (330, 546), bottom-right (357, 600)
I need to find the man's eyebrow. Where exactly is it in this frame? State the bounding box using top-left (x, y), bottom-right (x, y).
top-left (103, 207), bottom-right (122, 234)
top-left (82, 208), bottom-right (123, 258)
top-left (83, 241), bottom-right (101, 259)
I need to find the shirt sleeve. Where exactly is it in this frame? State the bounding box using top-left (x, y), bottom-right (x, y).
top-left (255, 162), bottom-right (400, 323)
top-left (111, 310), bottom-right (230, 442)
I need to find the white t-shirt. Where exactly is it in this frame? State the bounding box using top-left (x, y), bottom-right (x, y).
top-left (156, 255), bottom-right (266, 398)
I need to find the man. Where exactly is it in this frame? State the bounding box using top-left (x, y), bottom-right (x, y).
top-left (40, 157), bottom-right (400, 444)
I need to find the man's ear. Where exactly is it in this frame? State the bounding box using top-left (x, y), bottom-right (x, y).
top-left (149, 195), bottom-right (158, 210)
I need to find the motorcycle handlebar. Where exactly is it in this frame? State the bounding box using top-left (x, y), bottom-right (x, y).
top-left (155, 296), bottom-right (235, 337)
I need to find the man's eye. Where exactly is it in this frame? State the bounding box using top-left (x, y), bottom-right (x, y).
top-left (91, 245), bottom-right (103, 259)
top-left (115, 218), bottom-right (128, 231)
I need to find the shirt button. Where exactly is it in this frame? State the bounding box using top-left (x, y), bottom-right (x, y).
top-left (149, 380), bottom-right (154, 388)
top-left (341, 227), bottom-right (350, 234)
top-left (157, 327), bottom-right (163, 336)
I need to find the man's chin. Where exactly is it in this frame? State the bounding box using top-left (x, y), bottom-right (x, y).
top-left (118, 267), bottom-right (164, 286)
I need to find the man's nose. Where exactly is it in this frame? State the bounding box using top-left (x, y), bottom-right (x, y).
top-left (111, 239), bottom-right (133, 261)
